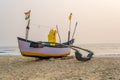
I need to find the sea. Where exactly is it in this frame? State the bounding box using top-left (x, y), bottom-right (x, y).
top-left (0, 43), bottom-right (120, 57)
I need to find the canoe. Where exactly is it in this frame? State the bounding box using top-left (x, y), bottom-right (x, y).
top-left (17, 37), bottom-right (74, 58)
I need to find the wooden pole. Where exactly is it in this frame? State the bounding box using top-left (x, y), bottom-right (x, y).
top-left (72, 22), bottom-right (78, 39)
top-left (68, 20), bottom-right (71, 42)
top-left (68, 13), bottom-right (72, 43)
top-left (25, 19), bottom-right (30, 40)
top-left (56, 25), bottom-right (61, 43)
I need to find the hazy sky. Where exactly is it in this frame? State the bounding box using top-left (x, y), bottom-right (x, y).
top-left (0, 0), bottom-right (120, 46)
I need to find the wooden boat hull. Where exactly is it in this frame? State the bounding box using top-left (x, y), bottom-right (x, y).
top-left (17, 37), bottom-right (71, 58)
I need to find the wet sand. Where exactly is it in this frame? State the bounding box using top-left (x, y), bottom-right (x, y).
top-left (0, 56), bottom-right (120, 80)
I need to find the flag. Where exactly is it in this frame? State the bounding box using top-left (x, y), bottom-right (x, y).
top-left (24, 10), bottom-right (31, 15)
top-left (24, 10), bottom-right (31, 20)
top-left (69, 13), bottom-right (72, 21)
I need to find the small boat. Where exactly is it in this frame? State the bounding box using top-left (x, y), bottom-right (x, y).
top-left (17, 37), bottom-right (74, 58)
top-left (17, 10), bottom-right (94, 61)
top-left (17, 10), bottom-right (75, 58)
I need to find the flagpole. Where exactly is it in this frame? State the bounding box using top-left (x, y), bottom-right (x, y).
top-left (24, 10), bottom-right (31, 40)
top-left (25, 19), bottom-right (30, 40)
top-left (68, 13), bottom-right (72, 43)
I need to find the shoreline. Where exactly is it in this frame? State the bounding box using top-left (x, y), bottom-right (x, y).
top-left (0, 56), bottom-right (120, 80)
top-left (1, 52), bottom-right (120, 57)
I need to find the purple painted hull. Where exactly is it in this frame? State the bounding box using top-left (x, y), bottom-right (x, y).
top-left (17, 37), bottom-right (71, 57)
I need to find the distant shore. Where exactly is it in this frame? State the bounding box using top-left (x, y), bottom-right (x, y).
top-left (0, 56), bottom-right (120, 80)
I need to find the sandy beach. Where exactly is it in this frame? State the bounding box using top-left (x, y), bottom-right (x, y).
top-left (0, 56), bottom-right (120, 80)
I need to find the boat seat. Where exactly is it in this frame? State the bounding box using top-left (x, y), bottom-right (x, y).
top-left (30, 41), bottom-right (44, 48)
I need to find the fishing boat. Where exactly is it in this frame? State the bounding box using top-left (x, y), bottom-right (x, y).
top-left (17, 37), bottom-right (74, 58)
top-left (17, 10), bottom-right (75, 58)
top-left (17, 10), bottom-right (94, 61)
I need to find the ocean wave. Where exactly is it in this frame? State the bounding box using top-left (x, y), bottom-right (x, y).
top-left (0, 51), bottom-right (6, 53)
top-left (94, 53), bottom-right (120, 57)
